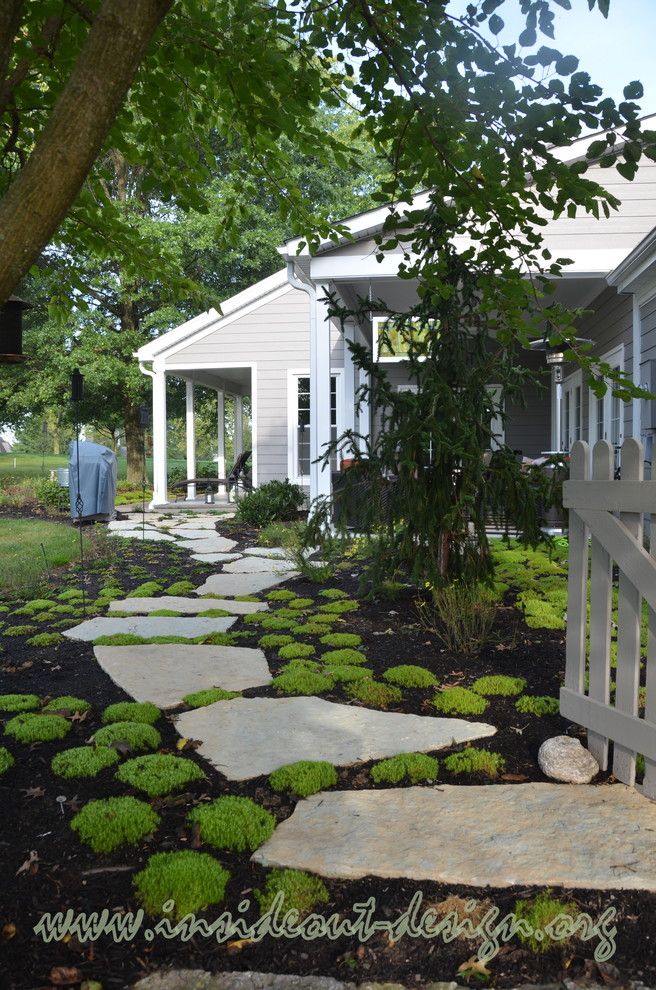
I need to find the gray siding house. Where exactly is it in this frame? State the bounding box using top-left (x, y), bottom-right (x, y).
top-left (136, 122), bottom-right (656, 507)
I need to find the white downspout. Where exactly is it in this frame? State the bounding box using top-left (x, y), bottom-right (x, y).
top-left (286, 262), bottom-right (319, 503)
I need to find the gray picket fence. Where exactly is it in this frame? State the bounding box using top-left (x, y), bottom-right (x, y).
top-left (561, 438), bottom-right (656, 798)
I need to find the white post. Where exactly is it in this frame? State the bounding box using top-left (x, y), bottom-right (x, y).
top-left (234, 395), bottom-right (244, 459)
top-left (151, 368), bottom-right (168, 506)
top-left (217, 389), bottom-right (226, 495)
top-left (311, 284), bottom-right (333, 503)
top-left (185, 380), bottom-right (196, 500)
top-left (343, 321), bottom-right (356, 455)
top-left (632, 295), bottom-right (642, 440)
top-left (553, 366), bottom-right (563, 451)
top-left (356, 324), bottom-right (371, 448)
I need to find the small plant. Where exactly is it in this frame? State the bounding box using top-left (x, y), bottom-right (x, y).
top-left (43, 696), bottom-right (91, 714)
top-left (183, 688), bottom-right (240, 708)
top-left (269, 760), bottom-right (338, 798)
top-left (471, 675), bottom-right (527, 697)
top-left (93, 721), bottom-right (161, 752)
top-left (236, 479), bottom-right (305, 526)
top-left (319, 632), bottom-right (362, 648)
top-left (442, 747), bottom-right (506, 777)
top-left (328, 664), bottom-right (372, 683)
top-left (272, 668), bottom-right (334, 696)
top-left (188, 796), bottom-right (276, 852)
top-left (71, 796), bottom-right (160, 853)
top-left (0, 693), bottom-right (40, 712)
top-left (255, 869), bottom-right (329, 918)
top-left (51, 746), bottom-right (120, 779)
top-left (116, 754), bottom-right (205, 797)
top-left (513, 890), bottom-right (577, 953)
top-left (102, 701), bottom-right (161, 725)
top-left (166, 580), bottom-right (195, 595)
top-left (25, 632), bottom-right (65, 647)
top-left (259, 634), bottom-right (294, 649)
top-left (0, 746), bottom-right (15, 775)
top-left (318, 599), bottom-right (358, 614)
top-left (347, 680), bottom-right (402, 708)
top-left (383, 664), bottom-right (438, 689)
top-left (318, 588), bottom-right (349, 599)
top-left (432, 687), bottom-right (489, 716)
top-left (36, 477), bottom-right (70, 510)
top-left (515, 695), bottom-right (560, 716)
top-left (278, 643), bottom-right (315, 660)
top-left (4, 712), bottom-right (71, 743)
top-left (370, 752), bottom-right (438, 785)
top-left (423, 582), bottom-right (497, 658)
top-left (127, 581), bottom-right (163, 598)
top-left (133, 851), bottom-right (230, 920)
top-left (321, 648), bottom-right (367, 666)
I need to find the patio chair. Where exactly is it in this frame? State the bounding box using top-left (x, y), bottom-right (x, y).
top-left (170, 449), bottom-right (252, 501)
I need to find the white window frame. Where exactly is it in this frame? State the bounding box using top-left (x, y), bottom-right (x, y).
top-left (287, 369), bottom-right (343, 485)
top-left (587, 344), bottom-right (625, 452)
top-left (561, 368), bottom-right (583, 452)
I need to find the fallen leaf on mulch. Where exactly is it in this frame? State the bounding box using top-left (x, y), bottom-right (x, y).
top-left (16, 850), bottom-right (39, 877)
top-left (2, 922), bottom-right (16, 940)
top-left (226, 938), bottom-right (255, 954)
top-left (501, 773), bottom-right (529, 782)
top-left (457, 956), bottom-right (491, 982)
top-left (48, 965), bottom-right (83, 986)
top-left (176, 737), bottom-right (201, 752)
top-left (21, 786), bottom-right (46, 799)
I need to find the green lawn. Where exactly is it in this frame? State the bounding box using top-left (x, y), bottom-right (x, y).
top-left (0, 453), bottom-right (188, 482)
top-left (0, 518), bottom-right (95, 597)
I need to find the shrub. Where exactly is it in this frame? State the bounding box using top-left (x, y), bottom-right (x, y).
top-left (236, 479), bottom-right (305, 527)
top-left (188, 796), bottom-right (276, 852)
top-left (328, 664), bottom-right (372, 683)
top-left (515, 695), bottom-right (560, 717)
top-left (71, 796), bottom-right (160, 853)
top-left (0, 746), bottom-right (15, 775)
top-left (442, 747), bottom-right (506, 777)
top-left (370, 752), bottom-right (438, 785)
top-left (4, 712), bottom-right (71, 743)
top-left (383, 665), bottom-right (438, 689)
top-left (43, 696), bottom-right (91, 714)
top-left (134, 851), bottom-right (230, 920)
top-left (272, 668), bottom-right (334, 696)
top-left (269, 760), bottom-right (338, 798)
top-left (319, 633), bottom-right (362, 648)
top-left (116, 754), bottom-right (205, 797)
top-left (93, 721), bottom-right (161, 752)
top-left (471, 675), bottom-right (526, 697)
top-left (0, 693), bottom-right (40, 712)
top-left (255, 869), bottom-right (329, 918)
top-left (278, 643), bottom-right (315, 660)
top-left (51, 746), bottom-right (120, 779)
top-left (432, 687), bottom-right (489, 716)
top-left (318, 600), bottom-right (358, 614)
top-left (183, 688), bottom-right (240, 708)
top-left (424, 582), bottom-right (497, 658)
top-left (513, 890), bottom-right (577, 953)
top-left (127, 581), bottom-right (163, 598)
top-left (26, 632), bottom-right (65, 647)
top-left (318, 588), bottom-right (349, 599)
top-left (166, 581), bottom-right (195, 595)
top-left (258, 634), bottom-right (294, 649)
top-left (347, 680), bottom-right (402, 708)
top-left (321, 648), bottom-right (368, 666)
top-left (35, 478), bottom-right (70, 511)
top-left (102, 701), bottom-right (161, 725)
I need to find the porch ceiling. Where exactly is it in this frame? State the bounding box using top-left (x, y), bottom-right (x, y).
top-left (171, 367), bottom-right (251, 396)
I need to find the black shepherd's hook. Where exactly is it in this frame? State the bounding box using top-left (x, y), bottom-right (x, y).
top-left (71, 369), bottom-right (86, 616)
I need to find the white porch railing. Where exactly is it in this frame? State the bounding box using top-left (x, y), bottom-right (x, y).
top-left (561, 438), bottom-right (656, 798)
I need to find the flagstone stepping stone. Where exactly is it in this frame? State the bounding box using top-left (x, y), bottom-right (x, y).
top-left (107, 519), bottom-right (158, 532)
top-left (252, 783), bottom-right (656, 890)
top-left (222, 556), bottom-right (297, 574)
top-left (108, 530), bottom-right (177, 542)
top-left (174, 696), bottom-right (496, 781)
top-left (63, 615), bottom-right (236, 641)
top-left (109, 597), bottom-right (267, 615)
top-left (94, 645), bottom-right (271, 706)
top-left (170, 519), bottom-right (219, 529)
top-left (243, 547), bottom-right (289, 559)
top-left (167, 529), bottom-right (220, 540)
top-left (177, 536), bottom-right (238, 553)
top-left (194, 572), bottom-right (297, 597)
top-left (190, 552), bottom-right (242, 563)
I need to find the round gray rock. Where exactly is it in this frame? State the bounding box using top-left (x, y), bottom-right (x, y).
top-left (538, 735), bottom-right (600, 784)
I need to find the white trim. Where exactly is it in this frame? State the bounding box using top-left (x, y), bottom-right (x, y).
top-left (587, 343), bottom-right (625, 448)
top-left (633, 296), bottom-right (642, 440)
top-left (287, 368), bottom-right (343, 486)
top-left (185, 380), bottom-right (196, 500)
top-left (562, 368), bottom-right (583, 452)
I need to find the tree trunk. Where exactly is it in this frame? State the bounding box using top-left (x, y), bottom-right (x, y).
top-left (124, 402), bottom-right (145, 486)
top-left (46, 409), bottom-right (60, 455)
top-left (0, 0), bottom-right (172, 303)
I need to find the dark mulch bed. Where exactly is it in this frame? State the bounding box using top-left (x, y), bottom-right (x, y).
top-left (0, 521), bottom-right (654, 990)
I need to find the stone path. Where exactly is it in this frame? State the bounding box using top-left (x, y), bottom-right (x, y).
top-left (63, 615), bottom-right (236, 641)
top-left (252, 783), bottom-right (656, 890)
top-left (173, 696), bottom-right (497, 780)
top-left (94, 644), bottom-right (272, 706)
top-left (194, 572), bottom-right (295, 596)
top-left (108, 596), bottom-right (267, 615)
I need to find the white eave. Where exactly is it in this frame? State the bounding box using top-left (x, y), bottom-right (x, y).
top-left (608, 226), bottom-right (656, 293)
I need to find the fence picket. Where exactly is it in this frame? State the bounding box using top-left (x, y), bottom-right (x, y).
top-left (564, 441), bottom-right (589, 695)
top-left (587, 440), bottom-right (613, 770)
top-left (612, 438), bottom-right (643, 785)
top-left (645, 476), bottom-right (656, 798)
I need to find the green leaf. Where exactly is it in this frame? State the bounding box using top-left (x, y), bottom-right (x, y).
top-left (488, 13), bottom-right (504, 34)
top-left (556, 55), bottom-right (579, 76)
top-left (623, 81), bottom-right (644, 101)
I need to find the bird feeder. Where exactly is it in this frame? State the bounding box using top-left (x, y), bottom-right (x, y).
top-left (0, 296), bottom-right (31, 364)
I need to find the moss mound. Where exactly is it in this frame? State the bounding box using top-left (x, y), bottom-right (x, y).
top-left (318, 588), bottom-right (349, 599)
top-left (266, 589), bottom-right (297, 601)
top-left (432, 687), bottom-right (488, 716)
top-left (3, 625), bottom-right (37, 637)
top-left (319, 632), bottom-right (362, 648)
top-left (442, 747), bottom-right (506, 777)
top-left (134, 851), bottom-right (230, 920)
top-left (127, 581), bottom-right (163, 598)
top-left (116, 754), bottom-right (205, 797)
top-left (165, 581), bottom-right (195, 595)
top-left (383, 664), bottom-right (438, 689)
top-left (4, 712), bottom-right (71, 743)
top-left (321, 648), bottom-right (367, 666)
top-left (93, 721), bottom-right (161, 752)
top-left (287, 597), bottom-right (314, 610)
top-left (291, 623), bottom-right (327, 636)
top-left (258, 634), bottom-right (294, 649)
top-left (0, 746), bottom-right (15, 775)
top-left (255, 869), bottom-right (329, 918)
top-left (102, 701), bottom-right (161, 725)
top-left (269, 760), bottom-right (338, 798)
top-left (327, 664), bottom-right (372, 683)
top-left (471, 675), bottom-right (526, 697)
top-left (278, 642), bottom-right (315, 660)
top-left (347, 680), bottom-right (402, 708)
top-left (43, 696), bottom-right (91, 715)
top-left (188, 796), bottom-right (276, 852)
top-left (26, 632), bottom-right (65, 648)
top-left (370, 752), bottom-right (438, 785)
top-left (51, 745), bottom-right (120, 779)
top-left (318, 599), bottom-right (358, 614)
top-left (515, 695), bottom-right (560, 717)
top-left (183, 688), bottom-right (240, 708)
top-left (513, 890), bottom-right (577, 953)
top-left (0, 693), bottom-right (40, 712)
top-left (71, 796), bottom-right (160, 854)
top-left (272, 668), bottom-right (334, 696)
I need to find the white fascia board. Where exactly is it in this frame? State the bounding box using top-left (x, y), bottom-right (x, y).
top-left (137, 309), bottom-right (220, 361)
top-left (607, 227), bottom-right (656, 292)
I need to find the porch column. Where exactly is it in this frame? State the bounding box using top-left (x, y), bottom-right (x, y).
top-left (342, 320), bottom-right (356, 455)
top-left (185, 380), bottom-right (196, 500)
top-left (217, 389), bottom-right (226, 494)
top-left (234, 395), bottom-right (244, 459)
top-left (310, 283), bottom-right (333, 503)
top-left (356, 325), bottom-right (371, 447)
top-left (151, 367), bottom-right (168, 506)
